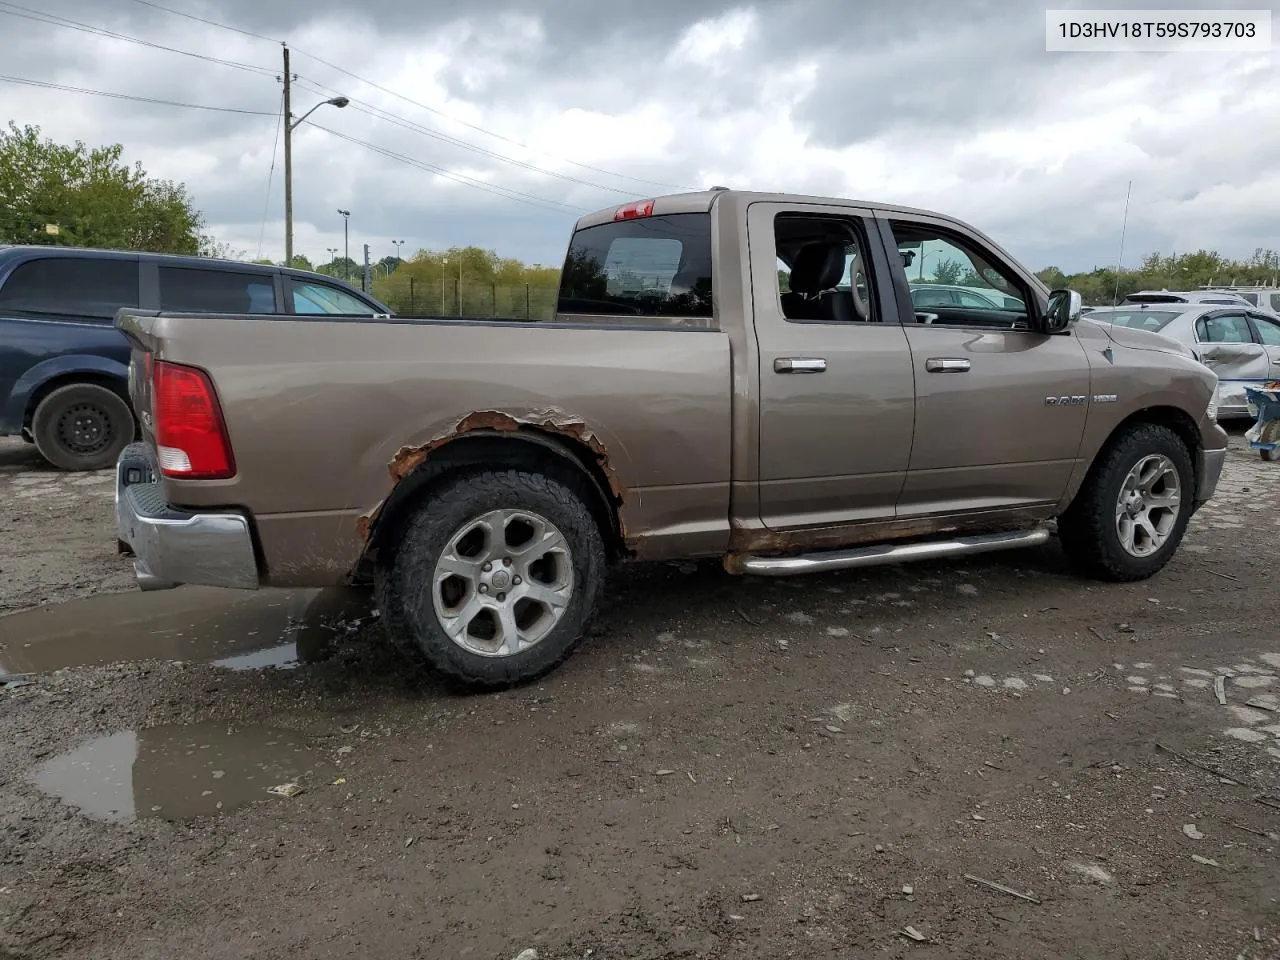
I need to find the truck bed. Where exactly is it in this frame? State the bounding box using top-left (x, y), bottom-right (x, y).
top-left (117, 310), bottom-right (735, 586)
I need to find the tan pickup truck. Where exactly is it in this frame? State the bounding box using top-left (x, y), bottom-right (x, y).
top-left (114, 188), bottom-right (1228, 688)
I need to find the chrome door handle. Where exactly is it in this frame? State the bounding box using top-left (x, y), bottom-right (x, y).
top-left (774, 357), bottom-right (827, 374)
top-left (925, 358), bottom-right (970, 372)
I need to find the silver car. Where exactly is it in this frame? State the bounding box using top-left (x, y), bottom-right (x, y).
top-left (1087, 303), bottom-right (1280, 419)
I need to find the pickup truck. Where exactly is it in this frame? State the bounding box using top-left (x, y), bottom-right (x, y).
top-left (113, 188), bottom-right (1228, 689)
top-left (0, 245), bottom-right (389, 470)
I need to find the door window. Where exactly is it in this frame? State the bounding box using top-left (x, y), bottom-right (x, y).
top-left (158, 267), bottom-right (277, 313)
top-left (0, 256), bottom-right (139, 319)
top-left (772, 213), bottom-right (879, 323)
top-left (888, 222), bottom-right (1030, 327)
top-left (1195, 313), bottom-right (1253, 343)
top-left (1252, 315), bottom-right (1280, 346)
top-left (292, 281), bottom-right (378, 315)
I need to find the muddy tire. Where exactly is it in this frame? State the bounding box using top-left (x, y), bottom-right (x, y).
top-left (31, 383), bottom-right (135, 472)
top-left (1057, 423), bottom-right (1194, 582)
top-left (374, 468), bottom-right (606, 690)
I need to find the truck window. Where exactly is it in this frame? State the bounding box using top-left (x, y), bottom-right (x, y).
top-left (1271, 293), bottom-right (1280, 313)
top-left (158, 266), bottom-right (278, 314)
top-left (773, 214), bottom-right (879, 323)
top-left (888, 222), bottom-right (1030, 327)
top-left (0, 256), bottom-right (139, 320)
top-left (557, 212), bottom-right (712, 318)
top-left (291, 281), bottom-right (377, 315)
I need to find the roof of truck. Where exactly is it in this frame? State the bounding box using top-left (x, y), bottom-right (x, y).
top-left (574, 189), bottom-right (968, 231)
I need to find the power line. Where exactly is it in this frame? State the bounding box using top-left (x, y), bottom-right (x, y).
top-left (0, 73), bottom-right (279, 115)
top-left (0, 1), bottom-right (277, 77)
top-left (293, 77), bottom-right (637, 198)
top-left (119, 0), bottom-right (691, 192)
top-left (256, 91), bottom-right (285, 260)
top-left (124, 0), bottom-right (277, 43)
top-left (305, 122), bottom-right (587, 215)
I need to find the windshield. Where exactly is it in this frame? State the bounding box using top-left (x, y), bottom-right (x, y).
top-left (1091, 309), bottom-right (1180, 332)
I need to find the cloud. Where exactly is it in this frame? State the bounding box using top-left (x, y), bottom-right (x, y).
top-left (2, 0), bottom-right (1278, 274)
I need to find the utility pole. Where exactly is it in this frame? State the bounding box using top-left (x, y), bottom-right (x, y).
top-left (282, 45), bottom-right (293, 266)
top-left (362, 243), bottom-right (371, 293)
top-left (337, 210), bottom-right (350, 281)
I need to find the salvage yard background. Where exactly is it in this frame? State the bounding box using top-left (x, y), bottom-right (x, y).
top-left (0, 433), bottom-right (1277, 960)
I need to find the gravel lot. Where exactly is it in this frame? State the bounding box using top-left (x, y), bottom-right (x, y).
top-left (1, 432), bottom-right (1278, 960)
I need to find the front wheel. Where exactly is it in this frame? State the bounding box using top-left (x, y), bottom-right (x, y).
top-left (1057, 423), bottom-right (1195, 582)
top-left (375, 468), bottom-right (607, 689)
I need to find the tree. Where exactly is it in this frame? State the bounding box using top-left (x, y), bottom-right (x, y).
top-left (0, 121), bottom-right (209, 253)
top-left (931, 258), bottom-right (966, 285)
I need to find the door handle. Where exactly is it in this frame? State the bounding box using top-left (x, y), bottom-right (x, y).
top-left (774, 357), bottom-right (827, 374)
top-left (925, 358), bottom-right (971, 372)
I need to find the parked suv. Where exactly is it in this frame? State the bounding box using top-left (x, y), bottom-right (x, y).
top-left (0, 246), bottom-right (389, 470)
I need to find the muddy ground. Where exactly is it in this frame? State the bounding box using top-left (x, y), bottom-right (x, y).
top-left (1, 432), bottom-right (1278, 960)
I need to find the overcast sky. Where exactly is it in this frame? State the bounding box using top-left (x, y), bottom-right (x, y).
top-left (3, 0), bottom-right (1278, 273)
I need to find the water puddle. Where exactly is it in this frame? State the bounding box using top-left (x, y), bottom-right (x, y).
top-left (0, 586), bottom-right (373, 677)
top-left (32, 722), bottom-right (317, 823)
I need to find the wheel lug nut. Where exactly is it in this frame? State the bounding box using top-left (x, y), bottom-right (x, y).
top-left (497, 592), bottom-right (506, 602)
top-left (513, 576), bottom-right (522, 585)
top-left (479, 584), bottom-right (488, 593)
top-left (503, 557), bottom-right (511, 566)
top-left (482, 562), bottom-right (492, 572)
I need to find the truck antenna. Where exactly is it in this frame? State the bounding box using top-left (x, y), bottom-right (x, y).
top-left (1112, 180), bottom-right (1132, 307)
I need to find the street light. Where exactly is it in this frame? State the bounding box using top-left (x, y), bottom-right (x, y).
top-left (326, 246), bottom-right (338, 274)
top-left (392, 240), bottom-right (404, 268)
top-left (282, 83), bottom-right (348, 266)
top-left (337, 210), bottom-right (350, 281)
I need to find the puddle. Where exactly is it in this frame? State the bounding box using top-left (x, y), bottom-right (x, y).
top-left (32, 722), bottom-right (317, 823)
top-left (0, 586), bottom-right (373, 677)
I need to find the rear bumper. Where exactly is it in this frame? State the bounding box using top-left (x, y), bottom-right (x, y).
top-left (115, 442), bottom-right (259, 591)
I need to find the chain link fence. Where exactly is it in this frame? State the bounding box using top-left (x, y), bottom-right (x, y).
top-left (371, 277), bottom-right (561, 320)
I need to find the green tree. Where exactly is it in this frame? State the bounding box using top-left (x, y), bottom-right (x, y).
top-left (931, 258), bottom-right (966, 285)
top-left (0, 121), bottom-right (209, 253)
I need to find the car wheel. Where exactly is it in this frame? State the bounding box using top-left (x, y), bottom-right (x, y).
top-left (31, 383), bottom-right (136, 472)
top-left (1058, 423), bottom-right (1195, 582)
top-left (375, 468), bottom-right (606, 690)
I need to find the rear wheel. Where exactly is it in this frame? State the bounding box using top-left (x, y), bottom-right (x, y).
top-left (1058, 423), bottom-right (1194, 582)
top-left (374, 468), bottom-right (606, 689)
top-left (31, 383), bottom-right (135, 471)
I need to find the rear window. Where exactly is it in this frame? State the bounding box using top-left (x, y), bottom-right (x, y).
top-left (1271, 293), bottom-right (1280, 313)
top-left (159, 266), bottom-right (277, 314)
top-left (0, 256), bottom-right (139, 319)
top-left (557, 212), bottom-right (712, 318)
top-left (1094, 310), bottom-right (1180, 332)
top-left (1239, 292), bottom-right (1260, 306)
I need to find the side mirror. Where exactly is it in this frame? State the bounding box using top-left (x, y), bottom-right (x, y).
top-left (1043, 288), bottom-right (1082, 333)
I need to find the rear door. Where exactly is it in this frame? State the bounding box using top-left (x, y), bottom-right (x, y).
top-left (878, 215), bottom-right (1092, 517)
top-left (1193, 311), bottom-right (1269, 413)
top-left (747, 200), bottom-right (916, 530)
top-left (1248, 312), bottom-right (1280, 381)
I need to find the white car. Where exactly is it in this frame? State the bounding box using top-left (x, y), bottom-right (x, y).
top-left (1087, 303), bottom-right (1280, 419)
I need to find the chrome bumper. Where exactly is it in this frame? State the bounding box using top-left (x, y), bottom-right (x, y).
top-left (1196, 447), bottom-right (1226, 505)
top-left (115, 442), bottom-right (259, 591)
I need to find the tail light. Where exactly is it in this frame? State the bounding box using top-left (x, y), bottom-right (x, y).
top-left (152, 360), bottom-right (234, 479)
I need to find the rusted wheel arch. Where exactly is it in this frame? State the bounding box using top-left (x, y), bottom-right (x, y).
top-left (358, 417), bottom-right (628, 579)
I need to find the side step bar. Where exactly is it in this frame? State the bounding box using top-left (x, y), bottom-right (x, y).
top-left (730, 527), bottom-right (1052, 577)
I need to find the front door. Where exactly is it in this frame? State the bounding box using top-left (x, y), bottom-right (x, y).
top-left (880, 217), bottom-right (1092, 517)
top-left (1248, 312), bottom-right (1280, 382)
top-left (747, 201), bottom-right (916, 531)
